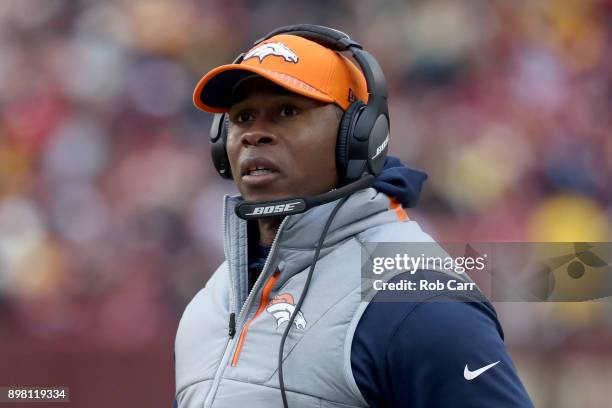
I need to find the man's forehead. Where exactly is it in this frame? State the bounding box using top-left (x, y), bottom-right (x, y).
top-left (229, 76), bottom-right (298, 106)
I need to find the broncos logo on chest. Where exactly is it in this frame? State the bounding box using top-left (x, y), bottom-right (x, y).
top-left (266, 293), bottom-right (307, 330)
top-left (243, 42), bottom-right (299, 64)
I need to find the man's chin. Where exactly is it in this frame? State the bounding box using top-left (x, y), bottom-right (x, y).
top-left (240, 189), bottom-right (292, 203)
top-left (240, 185), bottom-right (334, 202)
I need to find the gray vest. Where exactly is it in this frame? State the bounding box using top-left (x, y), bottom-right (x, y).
top-left (174, 188), bottom-right (441, 407)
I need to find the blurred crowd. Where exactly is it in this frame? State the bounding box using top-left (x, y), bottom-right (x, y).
top-left (0, 0), bottom-right (612, 404)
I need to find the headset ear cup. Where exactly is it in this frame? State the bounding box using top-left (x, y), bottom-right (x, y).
top-left (210, 113), bottom-right (233, 179)
top-left (336, 101), bottom-right (365, 184)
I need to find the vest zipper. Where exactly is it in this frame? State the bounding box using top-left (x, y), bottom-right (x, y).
top-left (203, 213), bottom-right (289, 408)
top-left (228, 313), bottom-right (236, 338)
top-left (203, 337), bottom-right (234, 408)
top-left (232, 215), bottom-right (288, 340)
top-left (231, 270), bottom-right (281, 366)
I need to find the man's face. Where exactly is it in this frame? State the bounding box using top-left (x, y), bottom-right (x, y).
top-left (226, 77), bottom-right (341, 202)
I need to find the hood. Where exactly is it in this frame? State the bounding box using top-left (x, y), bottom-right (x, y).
top-left (372, 156), bottom-right (428, 208)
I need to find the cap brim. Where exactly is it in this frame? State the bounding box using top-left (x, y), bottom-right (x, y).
top-left (193, 64), bottom-right (335, 113)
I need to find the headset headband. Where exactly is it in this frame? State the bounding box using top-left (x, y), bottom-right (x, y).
top-left (252, 24), bottom-right (388, 103)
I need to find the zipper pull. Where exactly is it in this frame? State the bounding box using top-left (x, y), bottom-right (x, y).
top-left (228, 313), bottom-right (236, 338)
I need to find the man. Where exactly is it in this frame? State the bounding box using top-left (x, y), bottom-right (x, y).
top-left (174, 27), bottom-right (533, 407)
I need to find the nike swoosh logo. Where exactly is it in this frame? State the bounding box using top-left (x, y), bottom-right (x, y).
top-left (464, 361), bottom-right (500, 380)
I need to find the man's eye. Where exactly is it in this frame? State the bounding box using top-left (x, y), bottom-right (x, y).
top-left (236, 112), bottom-right (253, 123)
top-left (280, 106), bottom-right (298, 117)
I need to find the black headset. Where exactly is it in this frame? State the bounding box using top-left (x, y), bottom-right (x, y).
top-left (207, 24), bottom-right (390, 188)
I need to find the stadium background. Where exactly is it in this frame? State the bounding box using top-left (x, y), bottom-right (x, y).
top-left (0, 0), bottom-right (611, 406)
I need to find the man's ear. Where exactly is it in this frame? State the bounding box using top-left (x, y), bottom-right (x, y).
top-left (333, 104), bottom-right (344, 122)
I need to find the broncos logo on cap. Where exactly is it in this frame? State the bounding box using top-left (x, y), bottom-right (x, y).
top-left (266, 293), bottom-right (307, 330)
top-left (243, 42), bottom-right (299, 64)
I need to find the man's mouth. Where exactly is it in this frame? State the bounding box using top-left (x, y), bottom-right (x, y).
top-left (240, 157), bottom-right (280, 176)
top-left (246, 166), bottom-right (276, 176)
top-left (240, 157), bottom-right (281, 188)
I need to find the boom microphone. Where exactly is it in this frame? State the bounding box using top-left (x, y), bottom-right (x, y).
top-left (235, 175), bottom-right (375, 220)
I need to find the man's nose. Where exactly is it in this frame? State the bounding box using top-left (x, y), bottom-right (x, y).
top-left (240, 120), bottom-right (277, 147)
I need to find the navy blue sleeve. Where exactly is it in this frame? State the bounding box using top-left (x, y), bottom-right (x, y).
top-left (351, 270), bottom-right (533, 407)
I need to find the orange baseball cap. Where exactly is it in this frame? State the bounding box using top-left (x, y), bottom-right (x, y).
top-left (193, 34), bottom-right (368, 113)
